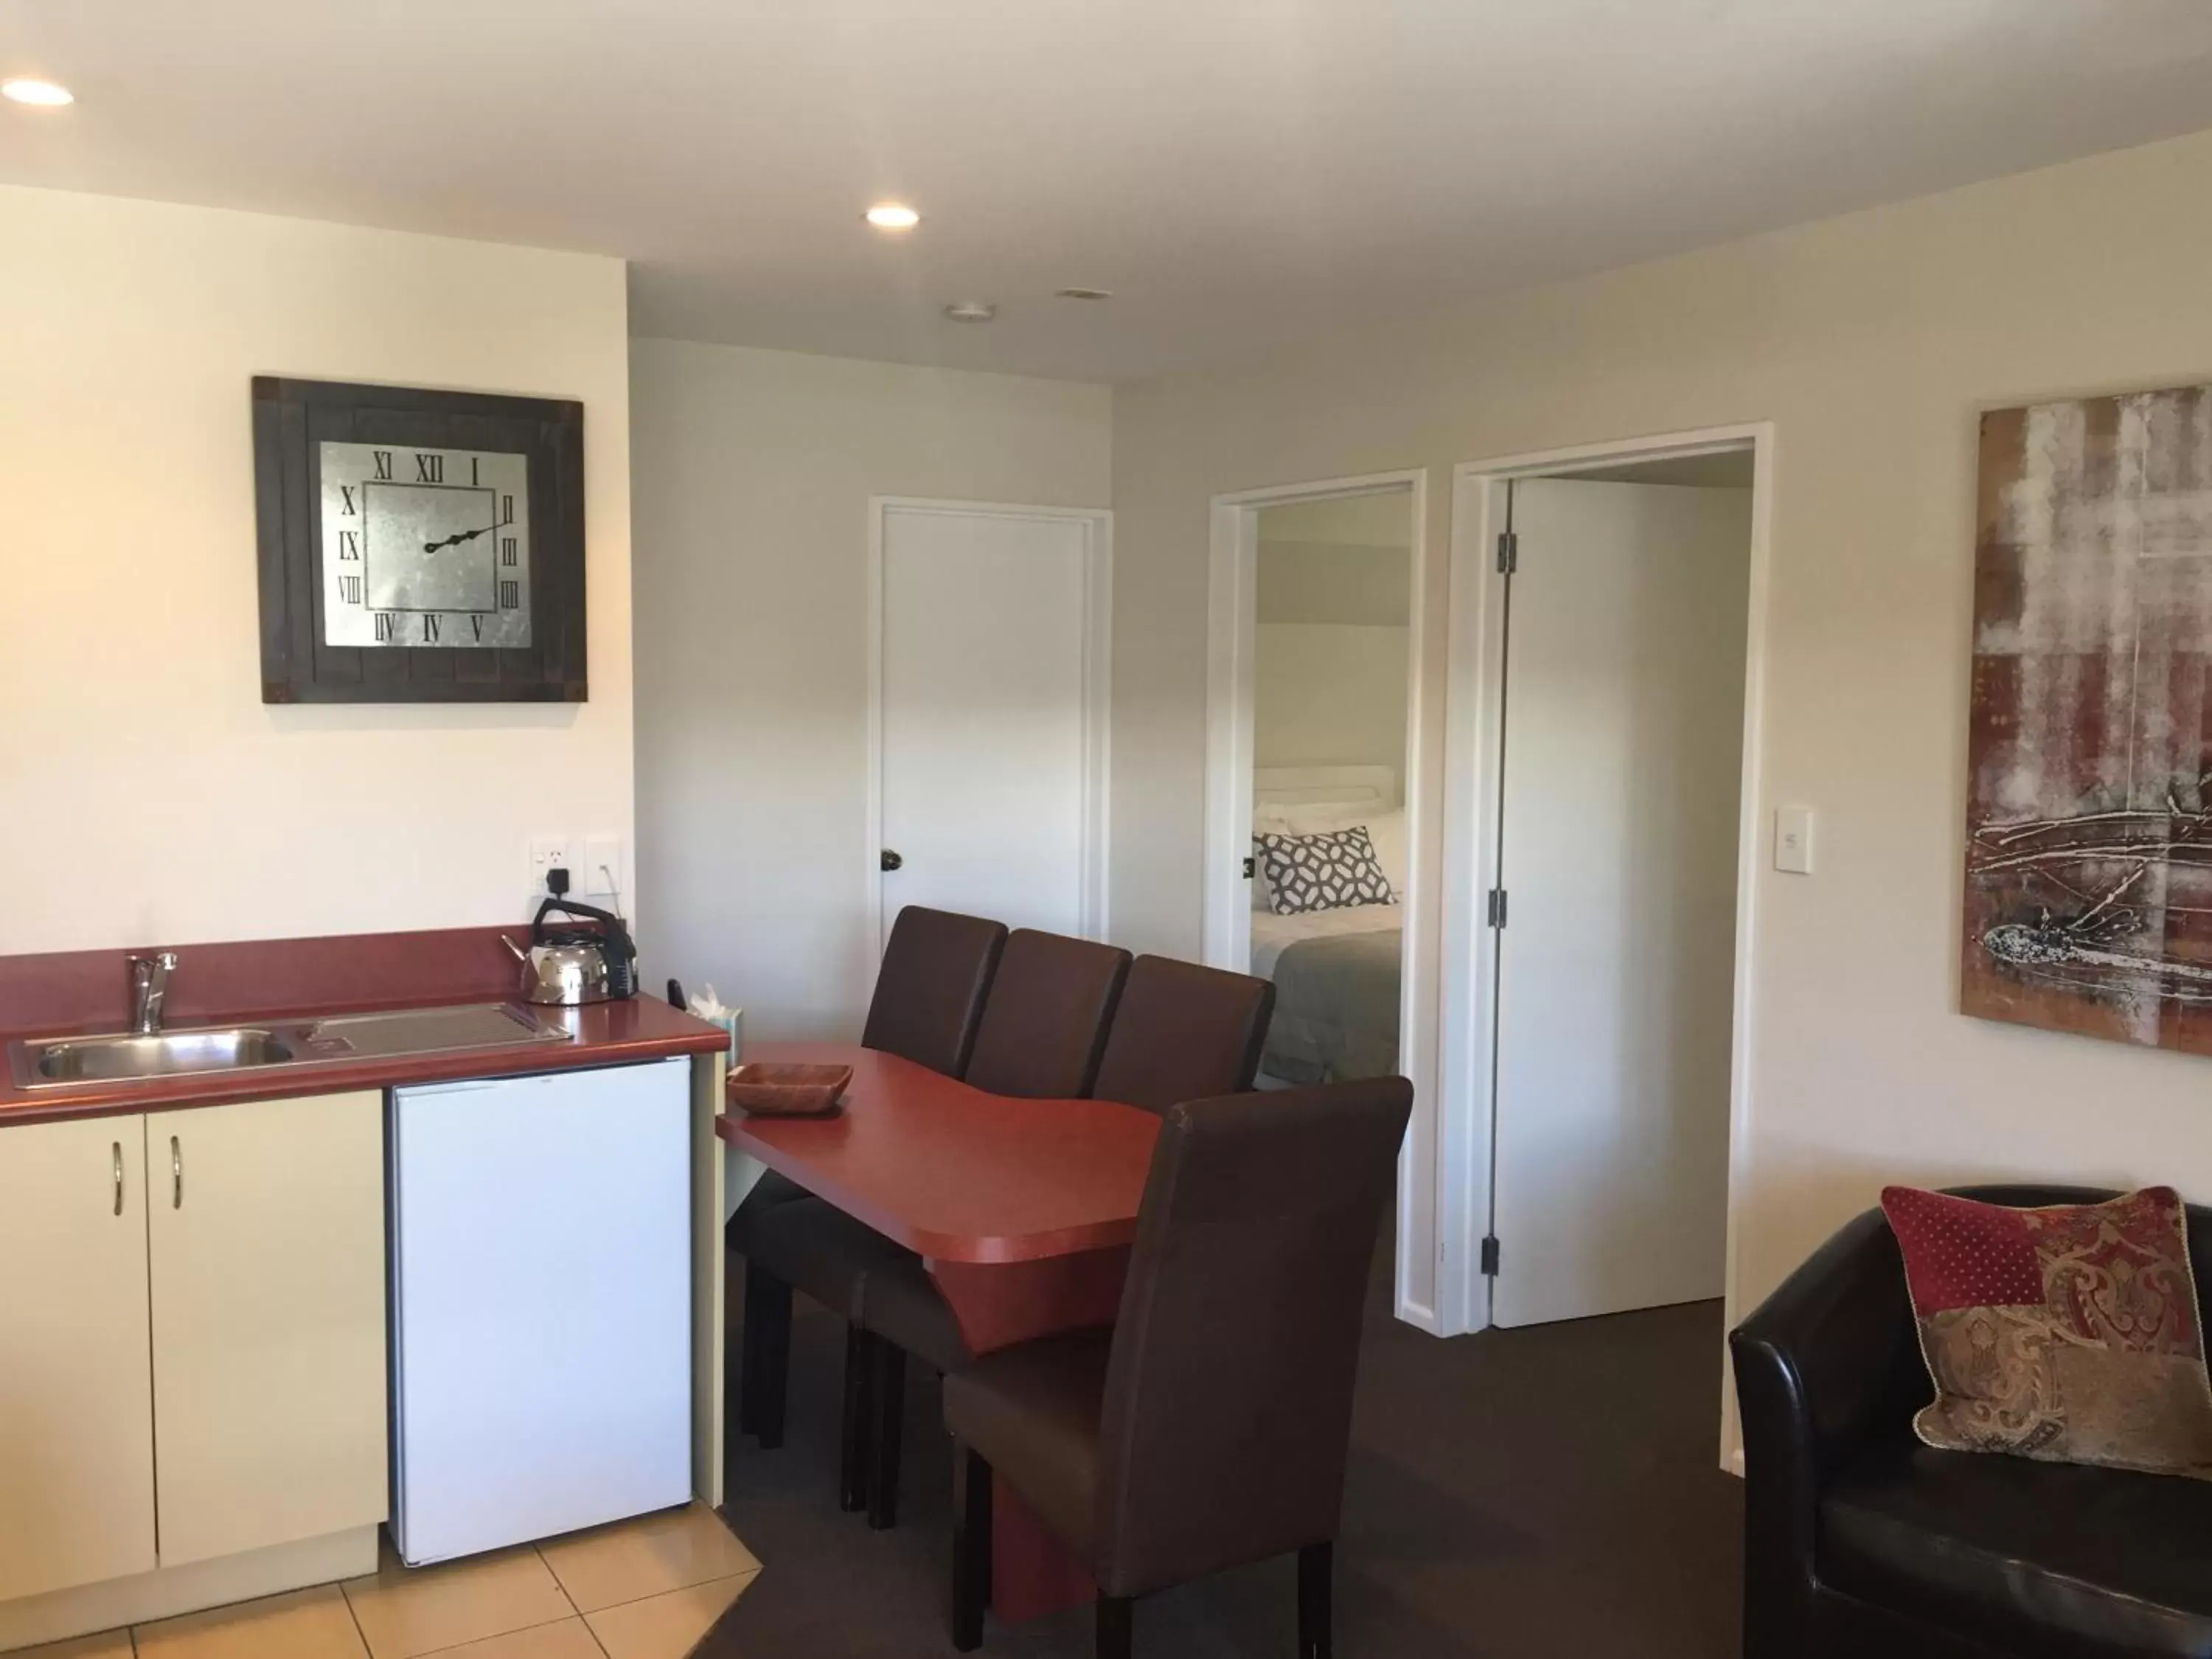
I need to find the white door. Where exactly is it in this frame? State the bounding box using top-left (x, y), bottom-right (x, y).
top-left (877, 504), bottom-right (1105, 942)
top-left (0, 1116), bottom-right (157, 1601)
top-left (1490, 479), bottom-right (1750, 1327)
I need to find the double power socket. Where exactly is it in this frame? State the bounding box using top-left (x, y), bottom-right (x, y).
top-left (528, 834), bottom-right (625, 905)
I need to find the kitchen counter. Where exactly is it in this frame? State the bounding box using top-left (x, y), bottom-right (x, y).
top-left (0, 925), bottom-right (730, 1125)
top-left (0, 925), bottom-right (737, 1647)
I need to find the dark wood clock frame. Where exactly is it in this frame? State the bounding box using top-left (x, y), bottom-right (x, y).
top-left (252, 377), bottom-right (587, 703)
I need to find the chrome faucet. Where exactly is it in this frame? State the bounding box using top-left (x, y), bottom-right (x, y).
top-left (130, 952), bottom-right (178, 1035)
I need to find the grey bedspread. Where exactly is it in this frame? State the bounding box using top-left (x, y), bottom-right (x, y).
top-left (1260, 927), bottom-right (1402, 1084)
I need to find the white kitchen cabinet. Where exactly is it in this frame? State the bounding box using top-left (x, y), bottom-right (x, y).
top-left (0, 1116), bottom-right (159, 1602)
top-left (147, 1091), bottom-right (388, 1567)
top-left (0, 1090), bottom-right (387, 1615)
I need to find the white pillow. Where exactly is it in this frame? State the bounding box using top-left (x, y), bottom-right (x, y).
top-left (1253, 794), bottom-right (1382, 834)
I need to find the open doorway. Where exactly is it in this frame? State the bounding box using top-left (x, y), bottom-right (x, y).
top-left (1205, 470), bottom-right (1442, 1329)
top-left (1439, 428), bottom-right (1771, 1465)
top-left (1248, 492), bottom-right (1414, 1085)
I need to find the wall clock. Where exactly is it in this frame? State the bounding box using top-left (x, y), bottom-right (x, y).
top-left (252, 377), bottom-right (586, 703)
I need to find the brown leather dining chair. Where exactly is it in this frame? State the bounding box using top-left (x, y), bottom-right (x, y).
top-left (961, 928), bottom-right (1135, 1099)
top-left (728, 905), bottom-right (1006, 1492)
top-left (942, 1077), bottom-right (1412, 1658)
top-left (1089, 955), bottom-right (1275, 1113)
top-left (854, 947), bottom-right (1274, 1531)
top-left (838, 928), bottom-right (1138, 1526)
top-left (856, 956), bottom-right (1275, 1484)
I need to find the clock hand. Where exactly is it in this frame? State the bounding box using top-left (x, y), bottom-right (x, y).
top-left (422, 524), bottom-right (497, 554)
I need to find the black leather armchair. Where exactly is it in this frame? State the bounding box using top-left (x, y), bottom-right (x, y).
top-left (1731, 1183), bottom-right (2212, 1659)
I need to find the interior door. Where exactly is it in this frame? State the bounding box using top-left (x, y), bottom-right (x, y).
top-left (879, 504), bottom-right (1100, 942)
top-left (1490, 479), bottom-right (1750, 1327)
top-left (0, 1115), bottom-right (157, 1601)
top-left (147, 1091), bottom-right (389, 1566)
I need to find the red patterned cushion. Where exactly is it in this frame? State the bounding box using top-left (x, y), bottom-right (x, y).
top-left (1882, 1186), bottom-right (2212, 1479)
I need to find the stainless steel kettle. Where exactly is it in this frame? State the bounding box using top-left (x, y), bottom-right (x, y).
top-left (502, 897), bottom-right (639, 1006)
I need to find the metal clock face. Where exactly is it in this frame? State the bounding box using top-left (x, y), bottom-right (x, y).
top-left (317, 442), bottom-right (531, 648)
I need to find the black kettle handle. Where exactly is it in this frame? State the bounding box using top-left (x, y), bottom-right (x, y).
top-left (531, 895), bottom-right (633, 954)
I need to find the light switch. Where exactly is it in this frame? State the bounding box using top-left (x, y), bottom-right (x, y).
top-left (1774, 807), bottom-right (1815, 875)
top-left (583, 835), bottom-right (625, 902)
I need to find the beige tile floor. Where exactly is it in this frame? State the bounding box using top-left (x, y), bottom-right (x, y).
top-left (18, 1504), bottom-right (760, 1659)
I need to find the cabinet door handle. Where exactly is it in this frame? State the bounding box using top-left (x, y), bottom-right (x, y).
top-left (171, 1135), bottom-right (182, 1210)
top-left (113, 1141), bottom-right (124, 1217)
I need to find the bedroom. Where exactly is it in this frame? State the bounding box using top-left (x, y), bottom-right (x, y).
top-left (1244, 489), bottom-right (1415, 1086)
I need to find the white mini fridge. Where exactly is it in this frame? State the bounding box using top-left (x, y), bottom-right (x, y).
top-left (390, 1058), bottom-right (692, 1565)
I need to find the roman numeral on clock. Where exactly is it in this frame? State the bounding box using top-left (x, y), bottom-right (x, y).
top-left (470, 614), bottom-right (485, 643)
top-left (499, 580), bottom-right (520, 610)
top-left (501, 494), bottom-right (515, 524)
top-left (339, 486), bottom-right (357, 516)
top-left (501, 537), bottom-right (518, 566)
top-left (422, 613), bottom-right (442, 643)
top-left (338, 574), bottom-right (362, 605)
top-left (337, 529), bottom-right (361, 560)
top-left (372, 450), bottom-right (393, 481)
top-left (414, 452), bottom-right (444, 484)
top-left (375, 612), bottom-right (398, 642)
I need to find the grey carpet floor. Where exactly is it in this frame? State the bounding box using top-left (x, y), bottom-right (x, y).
top-left (700, 1248), bottom-right (1742, 1658)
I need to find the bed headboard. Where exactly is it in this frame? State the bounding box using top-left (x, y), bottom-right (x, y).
top-left (1253, 764), bottom-right (1399, 813)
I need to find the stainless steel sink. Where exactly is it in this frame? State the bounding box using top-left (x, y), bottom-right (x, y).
top-left (32, 1028), bottom-right (296, 1084)
top-left (10, 1003), bottom-right (566, 1090)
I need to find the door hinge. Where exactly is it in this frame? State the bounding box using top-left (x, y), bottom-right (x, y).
top-left (1480, 1236), bottom-right (1500, 1276)
top-left (1242, 855), bottom-right (1256, 880)
top-left (1486, 888), bottom-right (1507, 928)
top-left (1495, 531), bottom-right (1518, 574)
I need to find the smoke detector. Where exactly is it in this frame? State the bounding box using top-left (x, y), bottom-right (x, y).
top-left (943, 302), bottom-right (998, 324)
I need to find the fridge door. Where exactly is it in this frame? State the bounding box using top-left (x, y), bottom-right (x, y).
top-left (392, 1059), bottom-right (692, 1565)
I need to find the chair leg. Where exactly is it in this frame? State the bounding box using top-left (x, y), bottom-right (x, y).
top-left (838, 1324), bottom-right (875, 1512)
top-left (950, 1442), bottom-right (992, 1652)
top-left (868, 1339), bottom-right (907, 1529)
top-left (741, 1263), bottom-right (792, 1449)
top-left (1096, 1594), bottom-right (1133, 1659)
top-left (1297, 1542), bottom-right (1332, 1659)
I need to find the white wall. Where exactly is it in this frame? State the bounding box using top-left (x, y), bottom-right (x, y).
top-left (1109, 127), bottom-right (2212, 1344)
top-left (0, 185), bottom-right (634, 957)
top-left (1253, 626), bottom-right (1409, 774)
top-left (630, 339), bottom-right (1112, 1037)
top-left (1253, 495), bottom-right (1412, 777)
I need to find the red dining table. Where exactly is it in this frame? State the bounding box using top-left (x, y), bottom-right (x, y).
top-left (717, 1040), bottom-right (1161, 1622)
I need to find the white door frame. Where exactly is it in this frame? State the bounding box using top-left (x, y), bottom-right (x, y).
top-left (866, 497), bottom-right (1114, 954)
top-left (1202, 469), bottom-right (1441, 1332)
top-left (1440, 424), bottom-right (1774, 1458)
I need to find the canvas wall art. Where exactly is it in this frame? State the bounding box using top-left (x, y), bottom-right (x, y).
top-left (1964, 381), bottom-right (2212, 1052)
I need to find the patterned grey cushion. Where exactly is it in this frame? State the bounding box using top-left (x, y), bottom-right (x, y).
top-left (1255, 826), bottom-right (1397, 915)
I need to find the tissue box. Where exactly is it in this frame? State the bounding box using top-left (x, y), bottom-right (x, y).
top-left (686, 1002), bottom-right (741, 1062)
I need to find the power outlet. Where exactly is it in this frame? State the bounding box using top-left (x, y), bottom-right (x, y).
top-left (527, 835), bottom-right (573, 894)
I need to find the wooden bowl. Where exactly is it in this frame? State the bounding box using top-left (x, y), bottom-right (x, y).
top-left (728, 1061), bottom-right (852, 1116)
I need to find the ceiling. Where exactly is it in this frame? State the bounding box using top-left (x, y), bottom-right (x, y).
top-left (6, 1), bottom-right (2212, 382)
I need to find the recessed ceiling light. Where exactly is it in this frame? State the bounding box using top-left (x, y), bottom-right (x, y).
top-left (1055, 288), bottom-right (1113, 302)
top-left (943, 302), bottom-right (997, 324)
top-left (864, 202), bottom-right (920, 231)
top-left (3, 78), bottom-right (74, 106)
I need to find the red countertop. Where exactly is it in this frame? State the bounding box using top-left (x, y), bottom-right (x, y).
top-left (0, 926), bottom-right (730, 1126)
top-left (718, 1041), bottom-right (1159, 1265)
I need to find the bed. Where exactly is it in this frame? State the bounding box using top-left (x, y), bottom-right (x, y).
top-left (1249, 765), bottom-right (1406, 1085)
